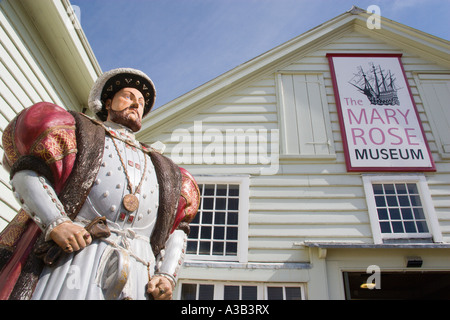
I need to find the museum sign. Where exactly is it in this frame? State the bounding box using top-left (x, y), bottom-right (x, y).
top-left (327, 53), bottom-right (435, 172)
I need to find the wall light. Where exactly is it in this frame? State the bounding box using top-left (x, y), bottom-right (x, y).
top-left (406, 256), bottom-right (423, 268)
top-left (360, 283), bottom-right (377, 289)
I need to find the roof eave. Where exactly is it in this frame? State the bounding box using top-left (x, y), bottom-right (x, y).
top-left (20, 0), bottom-right (102, 109)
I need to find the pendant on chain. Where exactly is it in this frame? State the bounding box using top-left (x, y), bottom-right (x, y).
top-left (109, 132), bottom-right (147, 214)
top-left (123, 194), bottom-right (139, 212)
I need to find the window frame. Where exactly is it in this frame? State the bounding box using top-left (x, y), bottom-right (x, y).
top-left (187, 176), bottom-right (249, 263)
top-left (362, 174), bottom-right (443, 244)
top-left (177, 280), bottom-right (306, 300)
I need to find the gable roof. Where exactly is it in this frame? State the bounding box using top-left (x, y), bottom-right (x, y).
top-left (139, 6), bottom-right (450, 137)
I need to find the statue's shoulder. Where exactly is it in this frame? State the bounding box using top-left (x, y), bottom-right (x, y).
top-left (14, 102), bottom-right (75, 137)
top-left (2, 102), bottom-right (76, 168)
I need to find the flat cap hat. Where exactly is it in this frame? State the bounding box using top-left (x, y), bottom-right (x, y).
top-left (88, 68), bottom-right (156, 121)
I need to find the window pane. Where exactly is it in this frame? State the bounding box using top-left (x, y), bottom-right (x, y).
top-left (267, 287), bottom-right (283, 300)
top-left (181, 284), bottom-right (197, 300)
top-left (242, 286), bottom-right (257, 300)
top-left (373, 184), bottom-right (384, 194)
top-left (189, 226), bottom-right (199, 238)
top-left (410, 195), bottom-right (422, 206)
top-left (375, 196), bottom-right (386, 207)
top-left (401, 208), bottom-right (413, 220)
top-left (226, 242), bottom-right (237, 255)
top-left (416, 220), bottom-right (429, 233)
top-left (203, 197), bottom-right (214, 209)
top-left (389, 208), bottom-right (401, 220)
top-left (386, 196), bottom-right (398, 207)
top-left (395, 183), bottom-right (407, 194)
top-left (214, 227), bottom-right (225, 240)
top-left (228, 198), bottom-right (239, 210)
top-left (202, 211), bottom-right (213, 224)
top-left (227, 227), bottom-right (238, 240)
top-left (216, 185), bottom-right (227, 196)
top-left (413, 208), bottom-right (425, 220)
top-left (212, 242), bottom-right (224, 255)
top-left (186, 241), bottom-right (198, 254)
top-left (380, 221), bottom-right (391, 233)
top-left (199, 285), bottom-right (214, 300)
top-left (228, 212), bottom-right (239, 225)
top-left (204, 185), bottom-right (215, 196)
top-left (398, 196), bottom-right (410, 207)
top-left (384, 184), bottom-right (396, 194)
top-left (407, 184), bottom-right (418, 194)
top-left (216, 198), bottom-right (226, 210)
top-left (404, 221), bottom-right (417, 233)
top-left (392, 221), bottom-right (404, 233)
top-left (377, 208), bottom-right (389, 220)
top-left (229, 185), bottom-right (239, 196)
top-left (215, 212), bottom-right (226, 224)
top-left (224, 286), bottom-right (240, 300)
top-left (200, 226), bottom-right (212, 239)
top-left (285, 287), bottom-right (302, 300)
top-left (199, 241), bottom-right (210, 255)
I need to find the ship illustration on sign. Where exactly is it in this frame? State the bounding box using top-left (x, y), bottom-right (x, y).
top-left (349, 63), bottom-right (401, 106)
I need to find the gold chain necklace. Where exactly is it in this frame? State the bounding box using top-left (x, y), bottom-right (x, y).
top-left (110, 136), bottom-right (148, 212)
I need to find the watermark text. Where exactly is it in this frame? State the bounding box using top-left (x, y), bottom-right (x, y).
top-left (171, 121), bottom-right (279, 175)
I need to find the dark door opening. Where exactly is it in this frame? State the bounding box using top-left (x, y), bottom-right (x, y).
top-left (343, 271), bottom-right (450, 299)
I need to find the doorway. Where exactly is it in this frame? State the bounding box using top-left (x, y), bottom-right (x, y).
top-left (343, 271), bottom-right (450, 299)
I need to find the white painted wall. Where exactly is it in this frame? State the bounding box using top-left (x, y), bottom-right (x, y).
top-left (141, 28), bottom-right (450, 298)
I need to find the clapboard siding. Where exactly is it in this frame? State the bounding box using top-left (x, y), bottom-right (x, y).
top-left (142, 28), bottom-right (450, 264)
top-left (0, 2), bottom-right (85, 230)
top-left (249, 212), bottom-right (370, 226)
top-left (155, 78), bottom-right (279, 163)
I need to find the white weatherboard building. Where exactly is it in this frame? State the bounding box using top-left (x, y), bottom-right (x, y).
top-left (0, 0), bottom-right (100, 231)
top-left (1, 1), bottom-right (450, 300)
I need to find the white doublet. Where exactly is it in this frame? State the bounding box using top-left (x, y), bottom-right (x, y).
top-left (79, 125), bottom-right (160, 234)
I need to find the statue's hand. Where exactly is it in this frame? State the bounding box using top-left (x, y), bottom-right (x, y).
top-left (147, 275), bottom-right (173, 300)
top-left (50, 221), bottom-right (92, 253)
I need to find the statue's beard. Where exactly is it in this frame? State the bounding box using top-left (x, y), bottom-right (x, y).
top-left (108, 107), bottom-right (142, 132)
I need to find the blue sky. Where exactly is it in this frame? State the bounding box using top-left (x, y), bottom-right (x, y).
top-left (70, 0), bottom-right (450, 108)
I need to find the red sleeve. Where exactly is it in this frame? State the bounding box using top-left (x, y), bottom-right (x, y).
top-left (2, 102), bottom-right (77, 194)
top-left (171, 168), bottom-right (200, 234)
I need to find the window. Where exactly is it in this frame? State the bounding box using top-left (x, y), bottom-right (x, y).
top-left (373, 183), bottom-right (428, 235)
top-left (363, 175), bottom-right (442, 244)
top-left (266, 286), bottom-right (303, 300)
top-left (187, 177), bottom-right (249, 262)
top-left (277, 73), bottom-right (335, 158)
top-left (181, 284), bottom-right (215, 300)
top-left (414, 74), bottom-right (450, 159)
top-left (179, 282), bottom-right (305, 300)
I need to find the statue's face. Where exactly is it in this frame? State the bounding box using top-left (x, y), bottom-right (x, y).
top-left (105, 87), bottom-right (145, 132)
